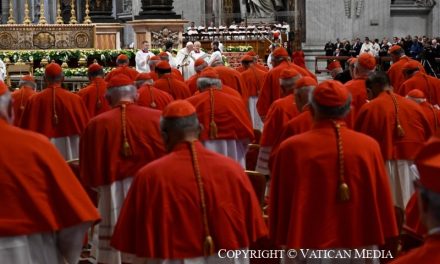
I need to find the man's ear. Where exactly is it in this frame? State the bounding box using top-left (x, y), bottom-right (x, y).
top-left (366, 88), bottom-right (373, 101)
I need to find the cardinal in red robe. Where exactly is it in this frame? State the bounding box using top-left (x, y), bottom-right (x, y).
top-left (387, 45), bottom-right (425, 95)
top-left (355, 72), bottom-right (432, 209)
top-left (187, 67), bottom-right (254, 167)
top-left (158, 51), bottom-right (184, 81)
top-left (213, 62), bottom-right (249, 105)
top-left (154, 61), bottom-right (191, 99)
top-left (135, 72), bottom-right (173, 110)
top-left (391, 135), bottom-right (440, 263)
top-left (400, 60), bottom-right (440, 105)
top-left (77, 63), bottom-right (111, 117)
top-left (240, 54), bottom-right (268, 130)
top-left (236, 50), bottom-right (269, 73)
top-left (273, 76), bottom-right (318, 155)
top-left (80, 74), bottom-right (165, 264)
top-left (105, 54), bottom-right (139, 81)
top-left (256, 68), bottom-right (301, 175)
top-left (0, 80), bottom-right (100, 263)
top-left (270, 80), bottom-right (398, 253)
top-left (257, 47), bottom-right (316, 120)
top-left (186, 58), bottom-right (208, 95)
top-left (111, 100), bottom-right (267, 262)
top-left (20, 62), bottom-right (89, 160)
top-left (11, 74), bottom-right (36, 126)
top-left (406, 89), bottom-right (440, 133)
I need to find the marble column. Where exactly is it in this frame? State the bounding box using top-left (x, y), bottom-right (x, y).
top-left (137, 0), bottom-right (181, 19)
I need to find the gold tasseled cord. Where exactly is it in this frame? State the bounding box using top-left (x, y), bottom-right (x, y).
top-left (387, 91), bottom-right (405, 138)
top-left (209, 88), bottom-right (218, 139)
top-left (189, 141), bottom-right (215, 256)
top-left (120, 104), bottom-right (132, 157)
top-left (333, 121), bottom-right (350, 202)
top-left (149, 85), bottom-right (157, 108)
top-left (52, 87), bottom-right (58, 126)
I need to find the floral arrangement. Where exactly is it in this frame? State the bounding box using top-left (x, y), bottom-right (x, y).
top-left (33, 67), bottom-right (115, 77)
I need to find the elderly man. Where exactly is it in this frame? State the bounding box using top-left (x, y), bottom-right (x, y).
top-left (270, 80), bottom-right (398, 261)
top-left (11, 74), bottom-right (36, 126)
top-left (407, 89), bottom-right (440, 133)
top-left (274, 76), bottom-right (318, 154)
top-left (20, 63), bottom-right (89, 160)
top-left (345, 53), bottom-right (376, 117)
top-left (105, 54), bottom-right (139, 81)
top-left (77, 63), bottom-right (111, 117)
top-left (387, 45), bottom-right (424, 95)
top-left (240, 55), bottom-right (268, 130)
top-left (154, 61), bottom-right (191, 99)
top-left (80, 74), bottom-right (165, 264)
top-left (186, 58), bottom-right (208, 95)
top-left (135, 40), bottom-right (155, 73)
top-left (355, 72), bottom-right (432, 209)
top-left (187, 68), bottom-right (254, 168)
top-left (400, 60), bottom-right (440, 106)
top-left (111, 100), bottom-right (267, 263)
top-left (135, 72), bottom-right (173, 110)
top-left (158, 52), bottom-right (184, 81)
top-left (147, 55), bottom-right (160, 81)
top-left (256, 68), bottom-right (301, 175)
top-left (175, 41), bottom-right (194, 80)
top-left (328, 60), bottom-right (351, 84)
top-left (257, 47), bottom-right (316, 120)
top-left (391, 134), bottom-right (440, 263)
top-left (0, 80), bottom-right (100, 263)
top-left (212, 59), bottom-right (249, 105)
top-left (191, 41), bottom-right (208, 61)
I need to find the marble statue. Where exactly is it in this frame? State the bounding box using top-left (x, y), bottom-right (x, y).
top-left (247, 0), bottom-right (275, 18)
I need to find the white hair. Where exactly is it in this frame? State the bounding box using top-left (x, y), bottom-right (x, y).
top-left (195, 63), bottom-right (208, 73)
top-left (136, 79), bottom-right (154, 87)
top-left (19, 80), bottom-right (37, 89)
top-left (106, 85), bottom-right (137, 100)
top-left (279, 75), bottom-right (301, 86)
top-left (197, 77), bottom-right (222, 90)
top-left (406, 96), bottom-right (426, 104)
top-left (186, 42), bottom-right (194, 47)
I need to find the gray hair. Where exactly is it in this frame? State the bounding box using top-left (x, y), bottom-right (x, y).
top-left (195, 63), bottom-right (208, 73)
top-left (135, 79), bottom-right (154, 88)
top-left (197, 77), bottom-right (222, 90)
top-left (279, 75), bottom-right (301, 86)
top-left (294, 85), bottom-right (314, 96)
top-left (160, 114), bottom-right (200, 135)
top-left (45, 73), bottom-right (64, 84)
top-left (105, 85), bottom-right (137, 100)
top-left (355, 62), bottom-right (375, 76)
top-left (309, 87), bottom-right (352, 118)
top-left (19, 80), bottom-right (36, 89)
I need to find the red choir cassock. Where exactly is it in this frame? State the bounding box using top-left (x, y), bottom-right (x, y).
top-left (185, 58), bottom-right (207, 95)
top-left (20, 63), bottom-right (89, 139)
top-left (240, 55), bottom-right (268, 97)
top-left (154, 61), bottom-right (191, 99)
top-left (111, 100), bottom-right (267, 259)
top-left (213, 65), bottom-right (249, 103)
top-left (270, 81), bottom-right (398, 249)
top-left (292, 50), bottom-right (306, 69)
top-left (80, 76), bottom-right (165, 189)
top-left (11, 75), bottom-right (36, 126)
top-left (186, 89), bottom-right (253, 142)
top-left (257, 47), bottom-right (316, 119)
top-left (236, 51), bottom-right (269, 73)
top-left (158, 52), bottom-right (184, 81)
top-left (407, 89), bottom-right (440, 133)
top-left (77, 63), bottom-right (111, 117)
top-left (260, 68), bottom-right (301, 149)
top-left (387, 46), bottom-right (425, 95)
top-left (136, 73), bottom-right (173, 110)
top-left (391, 135), bottom-right (440, 263)
top-left (355, 91), bottom-right (432, 161)
top-left (344, 53), bottom-right (375, 117)
top-left (0, 118), bottom-right (100, 236)
top-left (399, 61), bottom-right (440, 105)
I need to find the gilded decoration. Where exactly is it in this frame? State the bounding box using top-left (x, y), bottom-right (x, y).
top-left (0, 25), bottom-right (96, 50)
top-left (151, 27), bottom-right (179, 49)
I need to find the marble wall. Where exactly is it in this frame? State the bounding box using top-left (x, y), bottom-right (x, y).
top-left (305, 0), bottom-right (391, 44)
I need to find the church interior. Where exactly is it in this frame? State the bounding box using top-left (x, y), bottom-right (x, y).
top-left (0, 0), bottom-right (439, 264)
